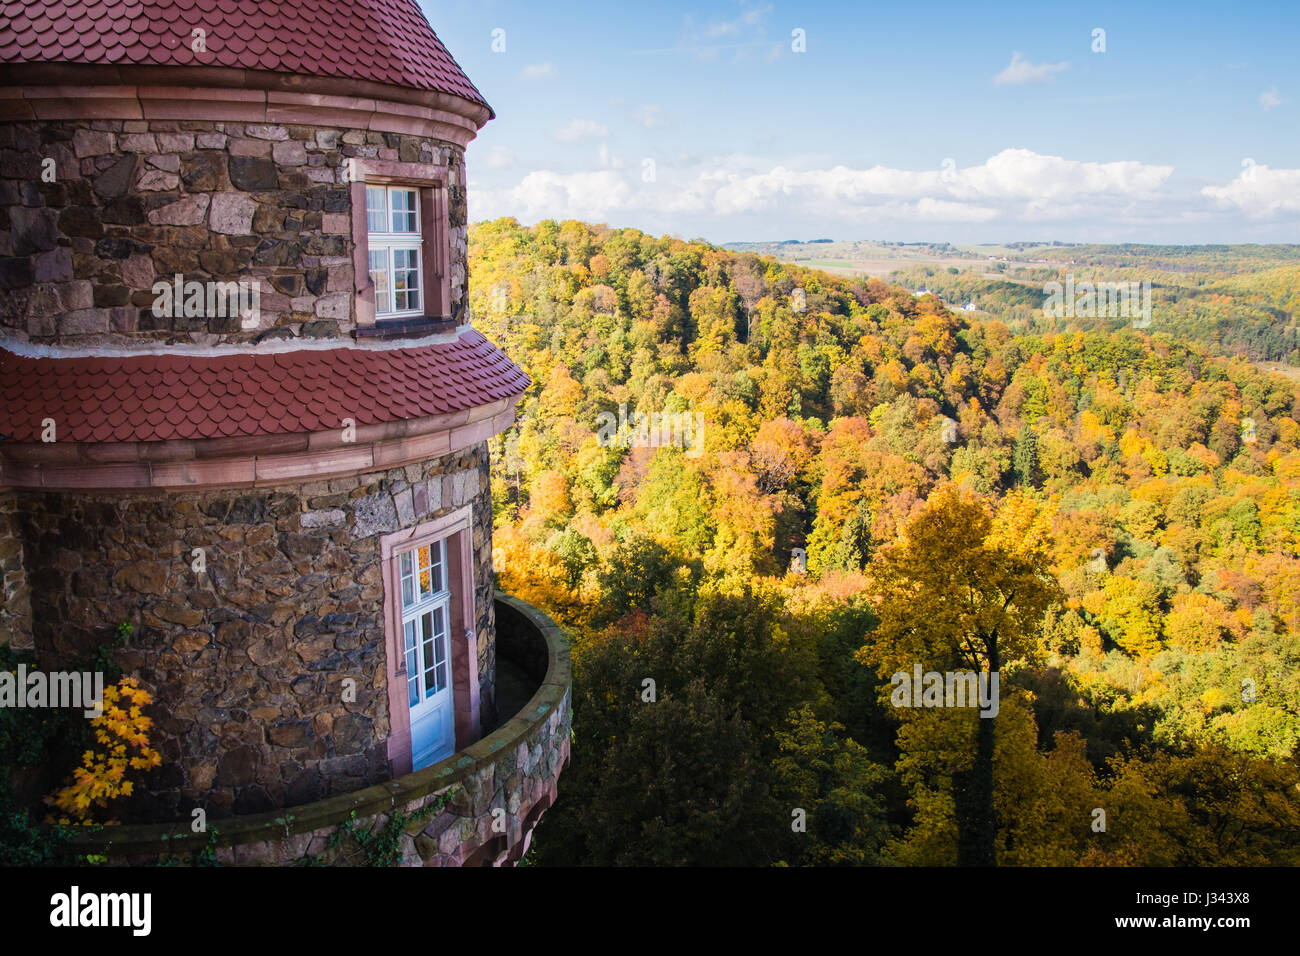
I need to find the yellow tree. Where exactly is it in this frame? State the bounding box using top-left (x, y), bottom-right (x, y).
top-left (857, 484), bottom-right (1060, 865)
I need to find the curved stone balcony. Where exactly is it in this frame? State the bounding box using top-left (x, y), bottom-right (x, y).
top-left (69, 593), bottom-right (571, 867)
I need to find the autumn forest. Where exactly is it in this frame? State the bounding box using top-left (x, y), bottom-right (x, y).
top-left (472, 218), bottom-right (1300, 866)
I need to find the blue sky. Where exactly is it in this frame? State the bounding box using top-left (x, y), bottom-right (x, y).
top-left (424, 0), bottom-right (1299, 244)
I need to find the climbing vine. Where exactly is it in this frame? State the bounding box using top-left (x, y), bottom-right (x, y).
top-left (307, 789), bottom-right (457, 867)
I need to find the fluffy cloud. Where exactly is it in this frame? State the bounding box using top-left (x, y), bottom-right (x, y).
top-left (1260, 87), bottom-right (1283, 110)
top-left (706, 149), bottom-right (1172, 214)
top-left (473, 149), bottom-right (1177, 228)
top-left (993, 52), bottom-right (1069, 86)
top-left (1202, 163), bottom-right (1300, 217)
top-left (555, 119), bottom-right (609, 143)
top-left (482, 146), bottom-right (516, 169)
top-left (636, 1), bottom-right (776, 61)
top-left (520, 62), bottom-right (557, 81)
top-left (633, 105), bottom-right (669, 129)
top-left (475, 170), bottom-right (634, 221)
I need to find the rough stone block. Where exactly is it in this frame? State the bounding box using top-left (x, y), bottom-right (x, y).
top-left (72, 129), bottom-right (113, 157)
top-left (351, 494), bottom-right (399, 538)
top-left (57, 308), bottom-right (109, 335)
top-left (229, 155), bottom-right (278, 190)
top-left (392, 488), bottom-right (415, 526)
top-left (321, 213), bottom-right (349, 234)
top-left (314, 292), bottom-right (348, 319)
top-left (32, 247), bottom-right (72, 282)
top-left (272, 140), bottom-right (307, 166)
top-left (246, 125), bottom-right (290, 141)
top-left (148, 194), bottom-right (210, 226)
top-left (136, 169), bottom-right (179, 191)
top-left (146, 153), bottom-right (181, 172)
top-left (300, 509), bottom-right (345, 528)
top-left (157, 132), bottom-right (195, 152)
top-left (118, 133), bottom-right (159, 152)
top-left (209, 192), bottom-right (256, 235)
top-left (228, 137), bottom-right (271, 157)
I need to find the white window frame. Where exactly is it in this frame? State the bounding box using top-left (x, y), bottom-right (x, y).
top-left (398, 537), bottom-right (452, 711)
top-left (379, 506), bottom-right (481, 775)
top-left (366, 185), bottom-right (424, 318)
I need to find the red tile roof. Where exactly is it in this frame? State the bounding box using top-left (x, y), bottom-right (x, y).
top-left (0, 0), bottom-right (491, 111)
top-left (0, 330), bottom-right (528, 444)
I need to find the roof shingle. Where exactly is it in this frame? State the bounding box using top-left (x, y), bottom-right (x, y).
top-left (0, 330), bottom-right (529, 444)
top-left (0, 0), bottom-right (491, 110)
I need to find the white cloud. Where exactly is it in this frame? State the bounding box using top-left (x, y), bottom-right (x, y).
top-left (706, 149), bottom-right (1171, 212)
top-left (913, 198), bottom-right (1000, 222)
top-left (1260, 87), bottom-right (1283, 110)
top-left (1202, 163), bottom-right (1300, 217)
top-left (555, 119), bottom-right (609, 143)
top-left (635, 1), bottom-right (775, 61)
top-left (474, 149), bottom-right (1176, 228)
top-left (993, 52), bottom-right (1069, 86)
top-left (597, 143), bottom-right (625, 169)
top-left (954, 149), bottom-right (1172, 201)
top-left (478, 170), bottom-right (634, 220)
top-left (483, 146), bottom-right (516, 169)
top-left (633, 105), bottom-right (669, 129)
top-left (520, 62), bottom-right (557, 80)
top-left (704, 2), bottom-right (772, 38)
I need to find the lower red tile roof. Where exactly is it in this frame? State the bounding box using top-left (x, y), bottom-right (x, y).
top-left (0, 330), bottom-right (528, 444)
top-left (0, 0), bottom-right (492, 113)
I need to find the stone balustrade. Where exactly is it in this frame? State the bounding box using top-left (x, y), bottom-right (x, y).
top-left (67, 593), bottom-right (571, 866)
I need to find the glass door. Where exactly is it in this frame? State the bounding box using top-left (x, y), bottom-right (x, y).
top-left (399, 538), bottom-right (455, 769)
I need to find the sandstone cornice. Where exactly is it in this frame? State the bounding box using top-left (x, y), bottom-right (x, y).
top-left (0, 64), bottom-right (492, 146)
top-left (0, 398), bottom-right (520, 492)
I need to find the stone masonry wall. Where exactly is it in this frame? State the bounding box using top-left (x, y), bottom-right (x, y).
top-left (14, 442), bottom-right (495, 822)
top-left (72, 595), bottom-right (571, 868)
top-left (0, 119), bottom-right (470, 346)
top-left (0, 492), bottom-right (33, 648)
top-left (80, 665), bottom-right (570, 868)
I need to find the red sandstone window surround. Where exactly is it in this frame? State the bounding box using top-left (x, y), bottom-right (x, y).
top-left (378, 506), bottom-right (481, 777)
top-left (349, 158), bottom-right (455, 333)
top-left (366, 185), bottom-right (424, 318)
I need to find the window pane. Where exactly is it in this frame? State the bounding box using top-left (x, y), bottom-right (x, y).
top-left (366, 187), bottom-right (387, 234)
top-left (422, 611), bottom-right (437, 695)
top-left (435, 610), bottom-right (447, 694)
top-left (393, 248), bottom-right (420, 313)
top-left (429, 540), bottom-right (444, 592)
top-left (391, 188), bottom-right (418, 233)
top-left (424, 607), bottom-right (447, 694)
top-left (404, 619), bottom-right (419, 705)
top-left (417, 545), bottom-right (431, 597)
top-left (369, 249), bottom-right (390, 314)
top-left (433, 610), bottom-right (446, 664)
top-left (399, 551), bottom-right (414, 606)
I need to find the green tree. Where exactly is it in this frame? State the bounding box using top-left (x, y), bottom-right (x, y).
top-left (858, 485), bottom-right (1060, 865)
top-left (1011, 428), bottom-right (1041, 489)
top-left (772, 705), bottom-right (892, 865)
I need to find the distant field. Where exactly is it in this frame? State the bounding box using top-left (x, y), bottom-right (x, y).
top-left (1259, 362), bottom-right (1300, 383)
top-left (797, 259), bottom-right (855, 269)
top-left (783, 254), bottom-right (999, 279)
top-left (721, 239), bottom-right (1300, 365)
top-left (726, 239), bottom-right (1040, 279)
